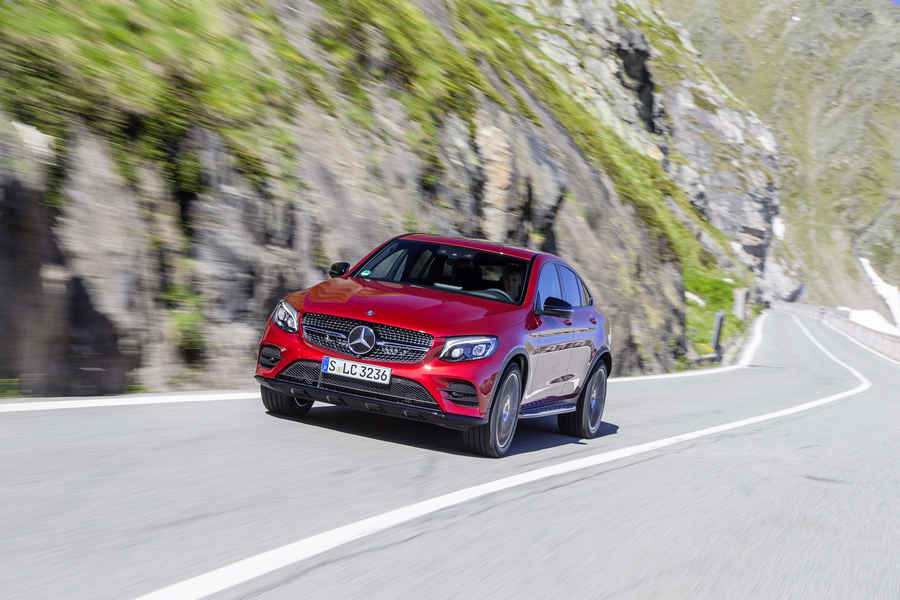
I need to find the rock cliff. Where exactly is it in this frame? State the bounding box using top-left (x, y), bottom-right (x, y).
top-left (0, 0), bottom-right (801, 394)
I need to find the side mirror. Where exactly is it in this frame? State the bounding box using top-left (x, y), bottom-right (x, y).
top-left (539, 296), bottom-right (573, 318)
top-left (329, 261), bottom-right (350, 278)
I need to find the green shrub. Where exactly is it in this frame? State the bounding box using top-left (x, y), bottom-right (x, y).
top-left (173, 310), bottom-right (206, 364)
top-left (0, 378), bottom-right (21, 398)
top-left (161, 284), bottom-right (206, 364)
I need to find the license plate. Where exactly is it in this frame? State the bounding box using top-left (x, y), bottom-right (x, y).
top-left (321, 356), bottom-right (391, 385)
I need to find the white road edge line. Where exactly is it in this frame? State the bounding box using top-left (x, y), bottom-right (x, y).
top-left (610, 311), bottom-right (767, 382)
top-left (821, 318), bottom-right (900, 367)
top-left (2, 312), bottom-right (769, 413)
top-left (0, 392), bottom-right (258, 414)
top-left (134, 312), bottom-right (867, 600)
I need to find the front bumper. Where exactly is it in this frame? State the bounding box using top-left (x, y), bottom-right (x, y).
top-left (256, 375), bottom-right (486, 430)
top-left (255, 319), bottom-right (503, 418)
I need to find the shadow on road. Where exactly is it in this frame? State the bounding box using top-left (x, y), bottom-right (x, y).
top-left (269, 405), bottom-right (619, 457)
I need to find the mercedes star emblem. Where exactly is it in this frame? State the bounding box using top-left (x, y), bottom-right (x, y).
top-left (347, 325), bottom-right (376, 355)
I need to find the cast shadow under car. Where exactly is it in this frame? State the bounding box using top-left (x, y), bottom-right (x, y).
top-left (268, 405), bottom-right (619, 457)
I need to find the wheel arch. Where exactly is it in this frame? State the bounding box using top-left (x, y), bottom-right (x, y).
top-left (489, 347), bottom-right (530, 411)
top-left (591, 345), bottom-right (612, 377)
top-left (600, 349), bottom-right (612, 376)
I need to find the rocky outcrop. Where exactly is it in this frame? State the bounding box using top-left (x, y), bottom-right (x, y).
top-left (503, 0), bottom-right (801, 302)
top-left (662, 81), bottom-right (803, 302)
top-left (1, 121), bottom-right (142, 394)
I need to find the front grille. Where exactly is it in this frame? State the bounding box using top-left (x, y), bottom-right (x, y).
top-left (301, 312), bottom-right (433, 363)
top-left (277, 360), bottom-right (438, 409)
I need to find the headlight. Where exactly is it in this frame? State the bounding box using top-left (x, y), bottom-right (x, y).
top-left (439, 336), bottom-right (498, 362)
top-left (272, 300), bottom-right (299, 333)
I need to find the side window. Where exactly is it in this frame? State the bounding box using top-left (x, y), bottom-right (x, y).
top-left (557, 265), bottom-right (582, 307)
top-left (536, 264), bottom-right (562, 307)
top-left (579, 277), bottom-right (592, 306)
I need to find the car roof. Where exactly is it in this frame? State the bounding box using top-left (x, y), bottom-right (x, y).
top-left (400, 233), bottom-right (540, 260)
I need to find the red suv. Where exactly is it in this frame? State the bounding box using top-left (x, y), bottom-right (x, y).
top-left (255, 234), bottom-right (612, 457)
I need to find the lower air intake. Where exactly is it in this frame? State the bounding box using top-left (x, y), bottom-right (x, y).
top-left (277, 360), bottom-right (438, 409)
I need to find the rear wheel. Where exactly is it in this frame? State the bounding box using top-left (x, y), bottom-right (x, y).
top-left (558, 363), bottom-right (607, 438)
top-left (261, 386), bottom-right (313, 418)
top-left (463, 364), bottom-right (522, 458)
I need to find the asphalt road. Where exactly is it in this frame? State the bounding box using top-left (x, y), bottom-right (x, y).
top-left (2, 309), bottom-right (899, 599)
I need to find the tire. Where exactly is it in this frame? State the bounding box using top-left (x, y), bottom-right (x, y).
top-left (261, 385), bottom-right (313, 418)
top-left (558, 363), bottom-right (607, 438)
top-left (462, 363), bottom-right (522, 458)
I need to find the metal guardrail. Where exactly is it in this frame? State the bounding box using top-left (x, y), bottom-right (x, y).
top-left (824, 317), bottom-right (900, 362)
top-left (776, 302), bottom-right (900, 363)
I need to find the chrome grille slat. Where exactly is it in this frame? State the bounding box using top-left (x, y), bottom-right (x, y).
top-left (301, 313), bottom-right (433, 363)
top-left (303, 325), bottom-right (347, 339)
top-left (277, 360), bottom-right (438, 408)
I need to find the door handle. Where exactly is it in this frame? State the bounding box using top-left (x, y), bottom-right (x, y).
top-left (589, 316), bottom-right (597, 324)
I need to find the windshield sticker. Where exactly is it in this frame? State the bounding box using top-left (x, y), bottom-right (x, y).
top-left (360, 269), bottom-right (372, 277)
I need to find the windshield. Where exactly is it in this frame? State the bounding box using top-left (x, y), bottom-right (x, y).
top-left (353, 240), bottom-right (530, 304)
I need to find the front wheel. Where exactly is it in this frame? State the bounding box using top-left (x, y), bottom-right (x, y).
top-left (462, 363), bottom-right (522, 457)
top-left (558, 363), bottom-right (607, 438)
top-left (261, 386), bottom-right (313, 418)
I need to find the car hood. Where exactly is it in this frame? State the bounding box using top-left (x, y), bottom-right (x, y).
top-left (286, 277), bottom-right (520, 336)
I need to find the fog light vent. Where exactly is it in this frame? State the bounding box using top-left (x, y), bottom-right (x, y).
top-left (259, 345), bottom-right (282, 369)
top-left (439, 381), bottom-right (479, 407)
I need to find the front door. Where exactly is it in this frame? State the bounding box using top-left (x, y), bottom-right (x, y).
top-left (555, 264), bottom-right (595, 396)
top-left (523, 263), bottom-right (591, 409)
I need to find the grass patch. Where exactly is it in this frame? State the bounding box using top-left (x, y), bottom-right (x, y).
top-left (690, 88), bottom-right (718, 112)
top-left (161, 283), bottom-right (201, 308)
top-left (233, 0), bottom-right (335, 113)
top-left (313, 0), bottom-right (507, 172)
top-left (403, 213), bottom-right (419, 232)
top-left (313, 241), bottom-right (330, 271)
top-left (0, 0), bottom-right (307, 206)
top-left (683, 271), bottom-right (745, 354)
top-left (162, 284), bottom-right (207, 364)
top-left (617, 1), bottom-right (742, 106)
top-left (751, 302), bottom-right (764, 320)
top-left (0, 378), bottom-right (21, 398)
top-left (613, 1), bottom-right (688, 86)
top-left (172, 310), bottom-right (207, 364)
